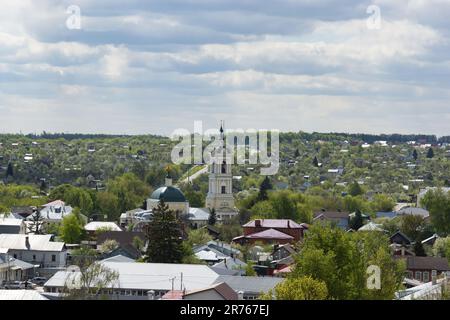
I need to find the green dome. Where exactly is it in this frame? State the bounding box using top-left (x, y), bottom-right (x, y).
top-left (150, 186), bottom-right (186, 202)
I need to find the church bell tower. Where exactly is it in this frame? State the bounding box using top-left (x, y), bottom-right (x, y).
top-left (205, 121), bottom-right (236, 219)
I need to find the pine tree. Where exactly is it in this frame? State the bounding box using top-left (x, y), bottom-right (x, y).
top-left (412, 149), bottom-right (418, 161)
top-left (413, 241), bottom-right (426, 257)
top-left (313, 156), bottom-right (319, 167)
top-left (5, 162), bottom-right (13, 180)
top-left (349, 209), bottom-right (364, 230)
top-left (145, 200), bottom-right (183, 263)
top-left (426, 147), bottom-right (434, 159)
top-left (257, 176), bottom-right (273, 201)
top-left (27, 207), bottom-right (45, 235)
top-left (208, 208), bottom-right (217, 226)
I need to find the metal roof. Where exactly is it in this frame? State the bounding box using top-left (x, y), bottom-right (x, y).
top-left (0, 234), bottom-right (65, 252)
top-left (243, 219), bottom-right (304, 229)
top-left (0, 290), bottom-right (48, 300)
top-left (150, 186), bottom-right (186, 203)
top-left (45, 262), bottom-right (220, 292)
top-left (215, 275), bottom-right (284, 295)
top-left (245, 228), bottom-right (294, 240)
top-left (84, 221), bottom-right (122, 232)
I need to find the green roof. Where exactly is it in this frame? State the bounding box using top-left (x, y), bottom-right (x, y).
top-left (150, 186), bottom-right (186, 202)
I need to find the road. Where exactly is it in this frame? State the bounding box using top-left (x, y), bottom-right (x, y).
top-left (178, 165), bottom-right (208, 185)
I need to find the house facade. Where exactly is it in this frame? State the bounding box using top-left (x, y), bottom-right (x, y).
top-left (0, 234), bottom-right (66, 269)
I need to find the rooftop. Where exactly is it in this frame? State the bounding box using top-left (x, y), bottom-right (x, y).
top-left (243, 219), bottom-right (305, 229)
top-left (150, 186), bottom-right (186, 203)
top-left (45, 262), bottom-right (220, 292)
top-left (0, 234), bottom-right (65, 252)
top-left (245, 228), bottom-right (294, 240)
top-left (84, 221), bottom-right (122, 232)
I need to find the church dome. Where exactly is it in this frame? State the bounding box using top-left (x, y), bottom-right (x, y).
top-left (150, 186), bottom-right (186, 202)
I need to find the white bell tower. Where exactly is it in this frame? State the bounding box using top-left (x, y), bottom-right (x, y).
top-left (205, 121), bottom-right (236, 219)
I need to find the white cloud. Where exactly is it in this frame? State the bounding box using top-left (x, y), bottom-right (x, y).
top-left (0, 1), bottom-right (449, 135)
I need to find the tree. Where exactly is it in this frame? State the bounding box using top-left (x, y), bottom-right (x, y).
top-left (27, 207), bottom-right (45, 235)
top-left (59, 208), bottom-right (85, 244)
top-left (262, 276), bottom-right (328, 300)
top-left (145, 200), bottom-right (184, 263)
top-left (348, 181), bottom-right (363, 197)
top-left (294, 149), bottom-right (300, 158)
top-left (313, 156), bottom-right (319, 167)
top-left (186, 228), bottom-right (212, 247)
top-left (63, 247), bottom-right (119, 300)
top-left (371, 194), bottom-right (395, 212)
top-left (432, 237), bottom-right (450, 260)
top-left (269, 190), bottom-right (299, 220)
top-left (426, 147), bottom-right (434, 159)
top-left (349, 209), bottom-right (364, 230)
top-left (257, 176), bottom-right (273, 201)
top-left (208, 208), bottom-right (217, 226)
top-left (132, 236), bottom-right (145, 253)
top-left (98, 239), bottom-right (119, 254)
top-left (399, 215), bottom-right (425, 241)
top-left (5, 162), bottom-right (14, 179)
top-left (107, 173), bottom-right (151, 214)
top-left (245, 261), bottom-right (257, 276)
top-left (96, 192), bottom-right (120, 221)
top-left (414, 241), bottom-right (426, 257)
top-left (292, 224), bottom-right (404, 300)
top-left (413, 149), bottom-right (418, 161)
top-left (421, 189), bottom-right (450, 235)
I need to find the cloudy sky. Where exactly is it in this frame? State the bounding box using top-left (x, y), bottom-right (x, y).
top-left (1, 1), bottom-right (449, 135)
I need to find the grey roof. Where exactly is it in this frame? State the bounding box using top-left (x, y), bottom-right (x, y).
top-left (0, 254), bottom-right (35, 270)
top-left (0, 218), bottom-right (23, 226)
top-left (215, 275), bottom-right (284, 295)
top-left (0, 290), bottom-right (48, 300)
top-left (100, 254), bottom-right (136, 263)
top-left (0, 234), bottom-right (65, 252)
top-left (45, 262), bottom-right (220, 292)
top-left (187, 208), bottom-right (210, 221)
top-left (84, 221), bottom-right (122, 232)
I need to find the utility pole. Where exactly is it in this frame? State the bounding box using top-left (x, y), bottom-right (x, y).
top-left (170, 277), bottom-right (175, 292)
top-left (180, 272), bottom-right (183, 290)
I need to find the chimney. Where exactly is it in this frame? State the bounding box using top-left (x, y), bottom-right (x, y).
top-left (147, 290), bottom-right (156, 300)
top-left (25, 236), bottom-right (30, 249)
top-left (237, 291), bottom-right (244, 300)
top-left (255, 219), bottom-right (261, 227)
top-left (287, 220), bottom-right (290, 228)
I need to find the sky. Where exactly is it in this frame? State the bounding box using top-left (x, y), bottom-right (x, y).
top-left (0, 0), bottom-right (449, 136)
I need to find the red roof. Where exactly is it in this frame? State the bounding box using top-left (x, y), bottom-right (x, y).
top-left (245, 228), bottom-right (294, 240)
top-left (161, 290), bottom-right (184, 300)
top-left (273, 265), bottom-right (292, 274)
top-left (243, 219), bottom-right (304, 229)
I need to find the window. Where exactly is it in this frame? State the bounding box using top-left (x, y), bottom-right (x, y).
top-left (221, 161), bottom-right (226, 174)
top-left (13, 254), bottom-right (17, 259)
top-left (423, 271), bottom-right (430, 282)
top-left (221, 186), bottom-right (226, 194)
top-left (51, 255), bottom-right (56, 262)
top-left (33, 255), bottom-right (36, 261)
top-left (414, 271), bottom-right (421, 281)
